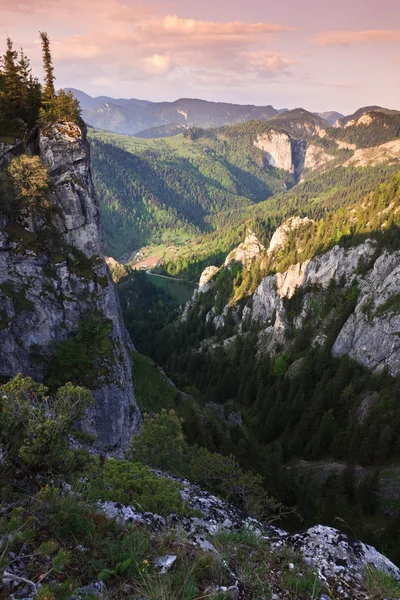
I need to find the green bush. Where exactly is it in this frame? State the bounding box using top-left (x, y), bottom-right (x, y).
top-left (130, 409), bottom-right (187, 471)
top-left (0, 374), bottom-right (93, 472)
top-left (129, 409), bottom-right (279, 519)
top-left (88, 459), bottom-right (189, 516)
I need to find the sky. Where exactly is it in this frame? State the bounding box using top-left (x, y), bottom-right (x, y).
top-left (1, 0), bottom-right (400, 114)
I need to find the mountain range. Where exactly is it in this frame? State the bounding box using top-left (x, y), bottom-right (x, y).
top-left (67, 88), bottom-right (288, 135)
top-left (67, 88), bottom-right (400, 141)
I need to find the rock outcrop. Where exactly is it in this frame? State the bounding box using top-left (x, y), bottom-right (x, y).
top-left (304, 143), bottom-right (335, 170)
top-left (254, 130), bottom-right (306, 180)
top-left (224, 232), bottom-right (265, 268)
top-left (198, 265), bottom-right (219, 292)
top-left (332, 250), bottom-right (400, 375)
top-left (343, 138), bottom-right (400, 167)
top-left (97, 473), bottom-right (400, 599)
top-left (251, 240), bottom-right (400, 374)
top-left (0, 122), bottom-right (140, 450)
top-left (267, 216), bottom-right (314, 254)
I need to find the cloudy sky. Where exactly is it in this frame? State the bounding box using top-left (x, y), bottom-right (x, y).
top-left (1, 0), bottom-right (399, 113)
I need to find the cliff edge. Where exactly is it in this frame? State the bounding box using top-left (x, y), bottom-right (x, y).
top-left (0, 122), bottom-right (140, 450)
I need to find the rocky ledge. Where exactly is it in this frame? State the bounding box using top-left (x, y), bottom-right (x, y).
top-left (97, 473), bottom-right (400, 600)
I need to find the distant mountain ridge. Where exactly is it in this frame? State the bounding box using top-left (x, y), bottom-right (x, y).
top-left (66, 88), bottom-right (152, 110)
top-left (334, 105), bottom-right (400, 128)
top-left (316, 110), bottom-right (344, 125)
top-left (66, 90), bottom-right (400, 140)
top-left (66, 88), bottom-right (286, 135)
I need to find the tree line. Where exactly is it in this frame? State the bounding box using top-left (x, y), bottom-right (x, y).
top-left (0, 32), bottom-right (81, 139)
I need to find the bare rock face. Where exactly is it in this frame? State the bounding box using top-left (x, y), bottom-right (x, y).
top-left (268, 216), bottom-right (313, 254)
top-left (254, 130), bottom-right (306, 180)
top-left (343, 139), bottom-right (400, 167)
top-left (198, 265), bottom-right (219, 292)
top-left (254, 130), bottom-right (293, 171)
top-left (252, 239), bottom-right (400, 375)
top-left (332, 250), bottom-right (400, 375)
top-left (224, 233), bottom-right (265, 269)
top-left (289, 525), bottom-right (400, 593)
top-left (0, 122), bottom-right (140, 450)
top-left (304, 144), bottom-right (335, 170)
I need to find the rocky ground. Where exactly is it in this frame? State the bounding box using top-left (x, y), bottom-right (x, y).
top-left (3, 470), bottom-right (397, 600)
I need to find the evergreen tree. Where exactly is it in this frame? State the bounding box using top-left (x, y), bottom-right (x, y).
top-left (0, 38), bottom-right (20, 134)
top-left (54, 88), bottom-right (81, 123)
top-left (0, 37), bottom-right (42, 135)
top-left (39, 31), bottom-right (55, 107)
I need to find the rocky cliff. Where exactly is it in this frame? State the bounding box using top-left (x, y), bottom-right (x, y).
top-left (189, 226), bottom-right (400, 377)
top-left (252, 240), bottom-right (400, 374)
top-left (254, 129), bottom-right (306, 181)
top-left (0, 122), bottom-right (140, 450)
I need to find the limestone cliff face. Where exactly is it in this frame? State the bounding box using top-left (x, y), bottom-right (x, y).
top-left (254, 130), bottom-right (293, 171)
top-left (267, 217), bottom-right (313, 254)
top-left (332, 250), bottom-right (400, 375)
top-left (253, 130), bottom-right (339, 181)
top-left (224, 233), bottom-right (265, 269)
top-left (343, 139), bottom-right (400, 167)
top-left (188, 228), bottom-right (400, 376)
top-left (251, 240), bottom-right (400, 375)
top-left (304, 143), bottom-right (335, 170)
top-left (0, 122), bottom-right (140, 450)
top-left (253, 130), bottom-right (306, 180)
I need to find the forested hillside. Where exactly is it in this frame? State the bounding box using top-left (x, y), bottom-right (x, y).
top-left (89, 105), bottom-right (400, 261)
top-left (161, 164), bottom-right (399, 280)
top-left (117, 170), bottom-right (400, 565)
top-left (89, 128), bottom-right (292, 257)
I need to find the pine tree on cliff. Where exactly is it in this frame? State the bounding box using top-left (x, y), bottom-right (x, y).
top-left (39, 32), bottom-right (81, 125)
top-left (1, 38), bottom-right (19, 101)
top-left (17, 48), bottom-right (42, 128)
top-left (39, 32), bottom-right (56, 108)
top-left (0, 37), bottom-right (41, 134)
top-left (0, 38), bottom-right (20, 133)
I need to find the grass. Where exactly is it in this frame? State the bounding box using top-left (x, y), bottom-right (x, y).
top-left (375, 293), bottom-right (400, 317)
top-left (2, 477), bottom-right (395, 600)
top-left (127, 235), bottom-right (193, 274)
top-left (365, 566), bottom-right (400, 599)
top-left (212, 529), bottom-right (326, 599)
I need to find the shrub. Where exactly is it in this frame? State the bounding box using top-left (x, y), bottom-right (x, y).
top-left (0, 374), bottom-right (93, 472)
top-left (130, 409), bottom-right (280, 519)
top-left (130, 409), bottom-right (186, 472)
top-left (88, 459), bottom-right (188, 516)
top-left (8, 155), bottom-right (49, 209)
top-left (190, 448), bottom-right (278, 518)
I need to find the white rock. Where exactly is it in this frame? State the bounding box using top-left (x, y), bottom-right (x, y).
top-left (154, 555), bottom-right (177, 573)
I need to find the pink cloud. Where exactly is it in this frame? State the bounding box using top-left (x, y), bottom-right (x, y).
top-left (1, 1), bottom-right (297, 95)
top-left (47, 11), bottom-right (296, 81)
top-left (1, 0), bottom-right (104, 13)
top-left (315, 30), bottom-right (400, 47)
top-left (240, 50), bottom-right (296, 76)
top-left (161, 15), bottom-right (292, 36)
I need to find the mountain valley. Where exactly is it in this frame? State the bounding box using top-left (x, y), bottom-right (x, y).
top-left (1, 30), bottom-right (400, 600)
